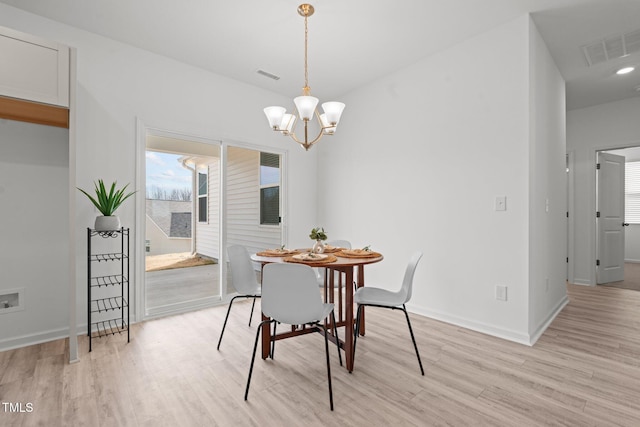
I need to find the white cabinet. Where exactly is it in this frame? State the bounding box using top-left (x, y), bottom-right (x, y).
top-left (0, 26), bottom-right (69, 107)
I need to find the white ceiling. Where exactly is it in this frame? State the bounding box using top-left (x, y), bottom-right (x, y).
top-left (2, 0), bottom-right (640, 110)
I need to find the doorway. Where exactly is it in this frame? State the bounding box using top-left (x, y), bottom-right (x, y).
top-left (135, 122), bottom-right (286, 320)
top-left (145, 134), bottom-right (221, 317)
top-left (596, 146), bottom-right (640, 290)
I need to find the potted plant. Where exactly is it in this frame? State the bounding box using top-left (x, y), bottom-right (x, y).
top-left (309, 227), bottom-right (328, 254)
top-left (78, 180), bottom-right (136, 231)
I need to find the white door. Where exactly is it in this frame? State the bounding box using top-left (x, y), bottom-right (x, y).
top-left (597, 152), bottom-right (625, 284)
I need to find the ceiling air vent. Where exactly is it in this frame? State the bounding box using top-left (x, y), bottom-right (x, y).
top-left (582, 28), bottom-right (640, 67)
top-left (256, 69), bottom-right (280, 80)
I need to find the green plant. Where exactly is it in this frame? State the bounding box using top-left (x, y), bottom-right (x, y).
top-left (309, 227), bottom-right (327, 241)
top-left (78, 180), bottom-right (136, 216)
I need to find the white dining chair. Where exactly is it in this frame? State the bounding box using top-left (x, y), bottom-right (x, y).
top-left (352, 251), bottom-right (424, 375)
top-left (244, 262), bottom-right (342, 410)
top-left (217, 245), bottom-right (261, 350)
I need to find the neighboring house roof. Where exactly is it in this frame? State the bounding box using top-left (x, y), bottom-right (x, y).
top-left (169, 212), bottom-right (191, 237)
top-left (146, 199), bottom-right (192, 238)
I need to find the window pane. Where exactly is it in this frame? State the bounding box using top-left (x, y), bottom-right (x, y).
top-left (198, 172), bottom-right (207, 196)
top-left (198, 196), bottom-right (207, 222)
top-left (260, 152), bottom-right (279, 168)
top-left (260, 187), bottom-right (279, 225)
top-left (260, 152), bottom-right (280, 185)
top-left (626, 161), bottom-right (640, 224)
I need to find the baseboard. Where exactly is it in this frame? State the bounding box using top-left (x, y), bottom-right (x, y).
top-left (0, 326), bottom-right (70, 353)
top-left (625, 259), bottom-right (640, 264)
top-left (571, 278), bottom-right (592, 286)
top-left (406, 304), bottom-right (533, 346)
top-left (528, 295), bottom-right (569, 345)
top-left (0, 321), bottom-right (137, 354)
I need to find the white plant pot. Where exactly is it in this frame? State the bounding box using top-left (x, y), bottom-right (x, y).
top-left (95, 215), bottom-right (121, 231)
top-left (312, 240), bottom-right (325, 254)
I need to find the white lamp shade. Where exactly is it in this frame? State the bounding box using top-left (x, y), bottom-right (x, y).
top-left (280, 114), bottom-right (296, 134)
top-left (320, 114), bottom-right (336, 134)
top-left (264, 106), bottom-right (286, 129)
top-left (294, 96), bottom-right (319, 121)
top-left (321, 102), bottom-right (345, 125)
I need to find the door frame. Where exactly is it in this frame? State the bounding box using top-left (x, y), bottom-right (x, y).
top-left (566, 151), bottom-right (575, 285)
top-left (585, 143), bottom-right (639, 286)
top-left (135, 119), bottom-right (289, 322)
top-left (135, 119), bottom-right (223, 321)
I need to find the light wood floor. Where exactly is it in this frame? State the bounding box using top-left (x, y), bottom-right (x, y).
top-left (601, 262), bottom-right (640, 292)
top-left (2, 283), bottom-right (640, 426)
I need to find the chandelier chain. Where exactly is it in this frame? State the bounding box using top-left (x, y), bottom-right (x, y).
top-left (304, 13), bottom-right (309, 92)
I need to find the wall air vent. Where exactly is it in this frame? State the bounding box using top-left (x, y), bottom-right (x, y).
top-left (256, 69), bottom-right (280, 80)
top-left (582, 28), bottom-right (640, 67)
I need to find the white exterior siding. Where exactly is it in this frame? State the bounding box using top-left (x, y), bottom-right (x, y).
top-left (195, 159), bottom-right (220, 259)
top-left (226, 146), bottom-right (281, 254)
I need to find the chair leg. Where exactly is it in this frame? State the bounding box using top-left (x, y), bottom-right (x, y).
top-left (322, 324), bottom-right (335, 411)
top-left (351, 304), bottom-right (364, 373)
top-left (245, 319), bottom-right (272, 401)
top-left (331, 311), bottom-right (342, 366)
top-left (248, 297), bottom-right (257, 326)
top-left (217, 295), bottom-right (240, 350)
top-left (402, 304), bottom-right (425, 376)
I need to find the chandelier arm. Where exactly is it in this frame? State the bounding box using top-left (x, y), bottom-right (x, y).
top-left (314, 108), bottom-right (337, 131)
top-left (285, 114), bottom-right (327, 150)
top-left (286, 128), bottom-right (325, 150)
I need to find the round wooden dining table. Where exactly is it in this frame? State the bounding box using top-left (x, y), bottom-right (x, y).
top-left (251, 251), bottom-right (383, 372)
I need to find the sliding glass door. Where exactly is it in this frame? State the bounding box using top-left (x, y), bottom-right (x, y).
top-left (144, 136), bottom-right (221, 316)
top-left (140, 129), bottom-right (285, 319)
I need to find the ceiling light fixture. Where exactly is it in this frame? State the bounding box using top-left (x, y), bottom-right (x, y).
top-left (263, 4), bottom-right (345, 151)
top-left (616, 66), bottom-right (635, 75)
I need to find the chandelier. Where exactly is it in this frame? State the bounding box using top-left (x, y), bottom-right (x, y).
top-left (263, 4), bottom-right (345, 151)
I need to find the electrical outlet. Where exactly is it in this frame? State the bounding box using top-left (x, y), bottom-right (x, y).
top-left (545, 278), bottom-right (550, 292)
top-left (495, 196), bottom-right (507, 211)
top-left (495, 285), bottom-right (507, 301)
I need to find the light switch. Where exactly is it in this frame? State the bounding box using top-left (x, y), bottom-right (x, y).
top-left (495, 196), bottom-right (507, 211)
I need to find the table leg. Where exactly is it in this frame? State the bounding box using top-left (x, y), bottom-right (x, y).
top-left (357, 265), bottom-right (365, 336)
top-left (261, 313), bottom-right (270, 359)
top-left (260, 262), bottom-right (270, 359)
top-left (344, 266), bottom-right (355, 371)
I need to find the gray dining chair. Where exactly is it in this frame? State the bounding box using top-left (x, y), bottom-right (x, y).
top-left (244, 262), bottom-right (342, 410)
top-left (352, 251), bottom-right (424, 375)
top-left (217, 245), bottom-right (261, 350)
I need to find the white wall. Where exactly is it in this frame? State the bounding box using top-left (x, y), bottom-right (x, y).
top-left (567, 97), bottom-right (640, 284)
top-left (0, 4), bottom-right (319, 348)
top-left (0, 119), bottom-right (69, 348)
top-left (0, 4), bottom-right (570, 349)
top-left (318, 15), bottom-right (566, 344)
top-left (527, 21), bottom-right (568, 339)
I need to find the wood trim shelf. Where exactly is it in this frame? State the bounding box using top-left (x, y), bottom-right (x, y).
top-left (0, 95), bottom-right (69, 128)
